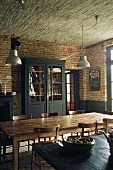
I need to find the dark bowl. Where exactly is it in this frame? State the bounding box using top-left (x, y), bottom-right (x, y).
top-left (62, 136), bottom-right (95, 151)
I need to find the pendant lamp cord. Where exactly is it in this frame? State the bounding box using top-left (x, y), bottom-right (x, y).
top-left (82, 24), bottom-right (84, 51)
top-left (86, 15), bottom-right (99, 31)
top-left (81, 15), bottom-right (99, 53)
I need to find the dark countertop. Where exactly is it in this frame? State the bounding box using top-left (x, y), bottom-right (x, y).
top-left (35, 134), bottom-right (113, 170)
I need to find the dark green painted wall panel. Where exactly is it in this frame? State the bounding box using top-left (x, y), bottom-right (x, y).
top-left (80, 100), bottom-right (107, 113)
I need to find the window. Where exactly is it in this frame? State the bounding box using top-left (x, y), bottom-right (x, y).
top-left (107, 46), bottom-right (113, 111)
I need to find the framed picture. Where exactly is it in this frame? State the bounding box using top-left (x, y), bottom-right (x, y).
top-left (89, 68), bottom-right (100, 91)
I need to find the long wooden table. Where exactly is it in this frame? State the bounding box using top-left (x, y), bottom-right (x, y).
top-left (0, 112), bottom-right (113, 170)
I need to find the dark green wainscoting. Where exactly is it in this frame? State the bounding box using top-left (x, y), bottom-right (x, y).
top-left (80, 100), bottom-right (107, 113)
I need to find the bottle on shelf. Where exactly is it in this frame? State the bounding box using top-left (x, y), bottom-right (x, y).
top-left (3, 83), bottom-right (6, 95)
top-left (0, 80), bottom-right (2, 95)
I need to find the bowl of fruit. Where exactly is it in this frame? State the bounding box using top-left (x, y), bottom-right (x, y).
top-left (60, 136), bottom-right (95, 152)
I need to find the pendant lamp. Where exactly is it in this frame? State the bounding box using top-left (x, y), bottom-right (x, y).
top-left (6, 37), bottom-right (22, 66)
top-left (77, 56), bottom-right (90, 68)
top-left (77, 25), bottom-right (90, 68)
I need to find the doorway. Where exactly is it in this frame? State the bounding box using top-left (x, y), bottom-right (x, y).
top-left (65, 70), bottom-right (80, 114)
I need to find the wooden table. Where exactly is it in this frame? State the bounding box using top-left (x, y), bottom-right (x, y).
top-left (0, 112), bottom-right (113, 170)
top-left (35, 134), bottom-right (113, 170)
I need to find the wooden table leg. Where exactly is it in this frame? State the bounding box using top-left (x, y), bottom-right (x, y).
top-left (13, 137), bottom-right (19, 170)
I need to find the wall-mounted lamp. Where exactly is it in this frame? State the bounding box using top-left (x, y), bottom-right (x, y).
top-left (6, 37), bottom-right (22, 66)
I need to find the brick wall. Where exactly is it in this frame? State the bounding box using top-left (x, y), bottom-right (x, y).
top-left (0, 35), bottom-right (112, 114)
top-left (81, 42), bottom-right (107, 102)
top-left (0, 35), bottom-right (81, 114)
top-left (0, 35), bottom-right (11, 91)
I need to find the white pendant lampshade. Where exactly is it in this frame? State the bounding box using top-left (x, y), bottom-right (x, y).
top-left (77, 56), bottom-right (90, 68)
top-left (6, 49), bottom-right (22, 66)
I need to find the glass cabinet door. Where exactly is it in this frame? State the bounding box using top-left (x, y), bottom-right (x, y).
top-left (29, 65), bottom-right (44, 102)
top-left (48, 66), bottom-right (62, 101)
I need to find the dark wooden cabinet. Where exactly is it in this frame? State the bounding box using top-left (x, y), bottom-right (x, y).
top-left (21, 58), bottom-right (66, 118)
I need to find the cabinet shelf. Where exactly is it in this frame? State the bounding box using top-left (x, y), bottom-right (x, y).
top-left (50, 71), bottom-right (61, 73)
top-left (29, 71), bottom-right (43, 73)
top-left (30, 94), bottom-right (44, 96)
top-left (49, 83), bottom-right (62, 84)
top-left (30, 83), bottom-right (44, 85)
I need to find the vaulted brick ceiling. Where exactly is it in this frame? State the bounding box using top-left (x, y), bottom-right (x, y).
top-left (0, 0), bottom-right (113, 47)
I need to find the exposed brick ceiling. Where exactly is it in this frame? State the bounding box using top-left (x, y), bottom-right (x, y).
top-left (0, 0), bottom-right (113, 47)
